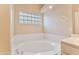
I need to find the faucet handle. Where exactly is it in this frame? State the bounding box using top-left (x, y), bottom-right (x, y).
top-left (16, 49), bottom-right (24, 55)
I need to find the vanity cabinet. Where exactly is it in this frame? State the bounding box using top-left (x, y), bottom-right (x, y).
top-left (61, 37), bottom-right (79, 55)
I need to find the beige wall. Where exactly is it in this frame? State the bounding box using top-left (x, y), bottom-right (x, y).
top-left (14, 4), bottom-right (44, 35)
top-left (0, 5), bottom-right (10, 54)
top-left (72, 5), bottom-right (79, 34)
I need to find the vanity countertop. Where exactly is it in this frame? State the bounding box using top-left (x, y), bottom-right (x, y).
top-left (62, 35), bottom-right (79, 48)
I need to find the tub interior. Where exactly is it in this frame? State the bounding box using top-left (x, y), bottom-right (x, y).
top-left (16, 41), bottom-right (54, 52)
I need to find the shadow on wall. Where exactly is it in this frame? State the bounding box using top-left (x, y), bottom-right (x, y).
top-left (41, 4), bottom-right (72, 36)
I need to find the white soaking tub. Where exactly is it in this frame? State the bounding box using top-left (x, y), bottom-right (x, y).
top-left (12, 33), bottom-right (66, 55)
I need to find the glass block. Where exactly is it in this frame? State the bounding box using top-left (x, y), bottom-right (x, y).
top-left (38, 22), bottom-right (41, 24)
top-left (24, 17), bottom-right (27, 20)
top-left (19, 20), bottom-right (24, 24)
top-left (35, 21), bottom-right (37, 24)
top-left (38, 16), bottom-right (41, 18)
top-left (35, 18), bottom-right (38, 21)
top-left (36, 22), bottom-right (38, 24)
top-left (32, 21), bottom-right (35, 24)
top-left (35, 15), bottom-right (37, 17)
top-left (32, 14), bottom-right (35, 18)
top-left (19, 11), bottom-right (42, 25)
top-left (24, 21), bottom-right (27, 24)
top-left (32, 18), bottom-right (34, 21)
top-left (27, 13), bottom-right (31, 17)
top-left (28, 21), bottom-right (31, 24)
top-left (37, 18), bottom-right (40, 21)
top-left (31, 14), bottom-right (33, 17)
top-left (27, 17), bottom-right (30, 20)
top-left (23, 13), bottom-right (26, 16)
top-left (29, 21), bottom-right (32, 24)
top-left (19, 16), bottom-right (24, 19)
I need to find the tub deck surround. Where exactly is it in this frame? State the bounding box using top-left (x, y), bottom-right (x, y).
top-left (62, 35), bottom-right (79, 48)
top-left (61, 34), bottom-right (79, 55)
top-left (12, 33), bottom-right (66, 55)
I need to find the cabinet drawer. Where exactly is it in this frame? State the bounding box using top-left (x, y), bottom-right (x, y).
top-left (61, 42), bottom-right (79, 55)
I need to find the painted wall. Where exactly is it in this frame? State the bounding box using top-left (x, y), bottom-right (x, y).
top-left (14, 4), bottom-right (44, 35)
top-left (0, 5), bottom-right (10, 54)
top-left (42, 5), bottom-right (72, 36)
top-left (72, 5), bottom-right (79, 34)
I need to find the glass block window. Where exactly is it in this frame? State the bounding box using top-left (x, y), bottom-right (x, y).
top-left (19, 12), bottom-right (42, 24)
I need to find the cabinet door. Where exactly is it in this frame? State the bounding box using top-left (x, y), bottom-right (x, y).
top-left (61, 42), bottom-right (79, 55)
top-left (75, 12), bottom-right (79, 34)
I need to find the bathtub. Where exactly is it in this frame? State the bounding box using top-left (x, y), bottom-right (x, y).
top-left (12, 33), bottom-right (66, 55)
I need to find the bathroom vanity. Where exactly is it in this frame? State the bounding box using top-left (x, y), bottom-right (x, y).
top-left (61, 35), bottom-right (79, 55)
